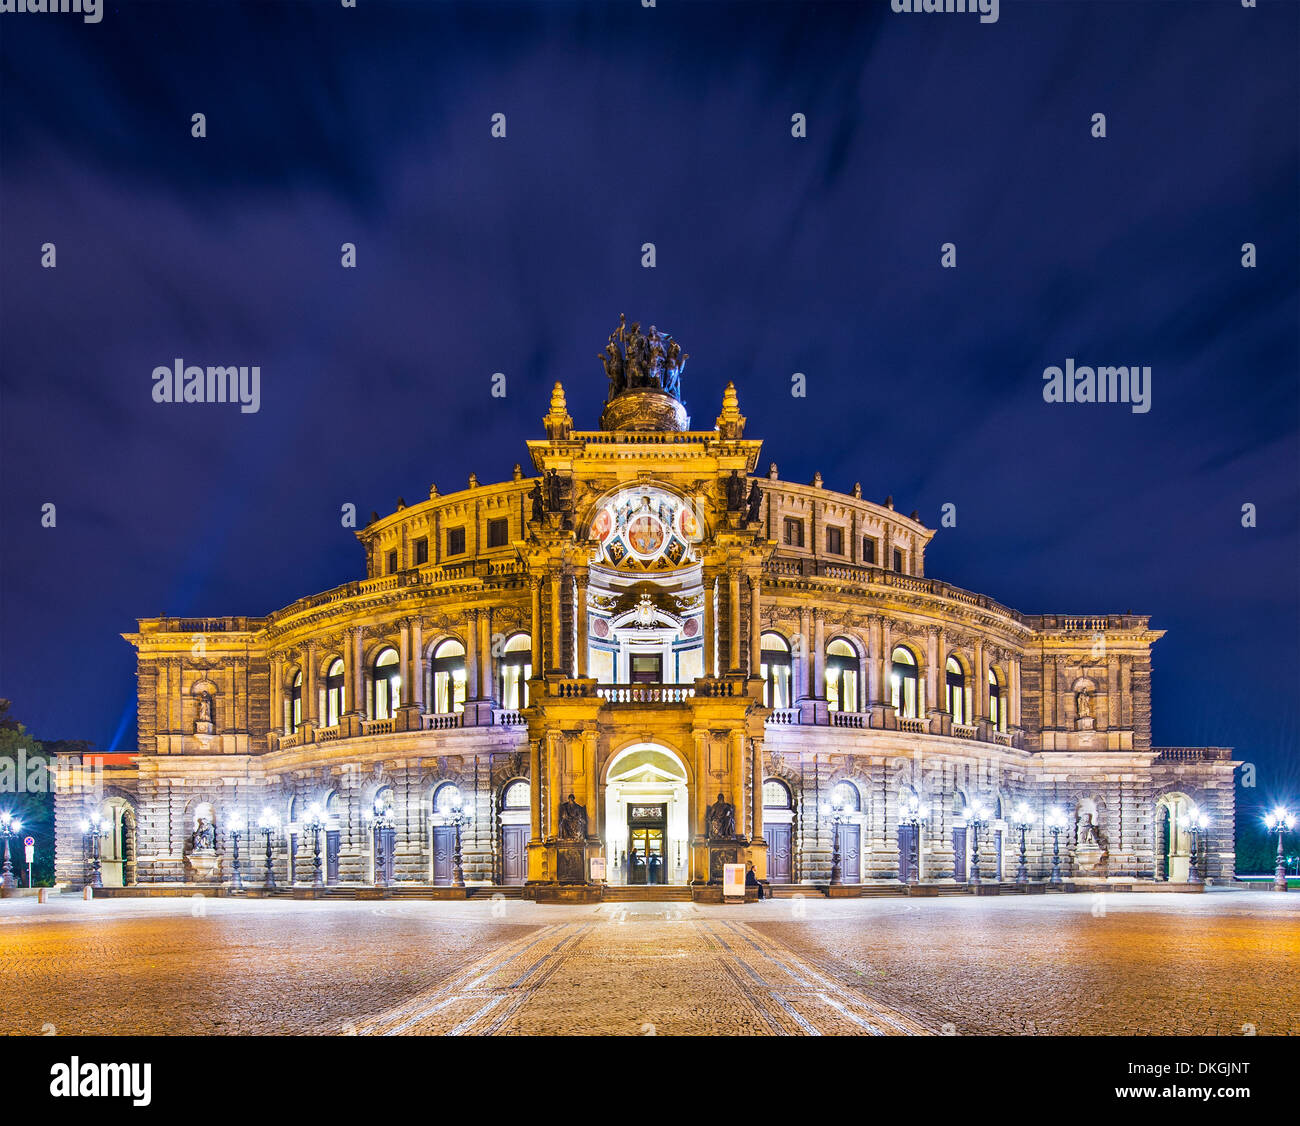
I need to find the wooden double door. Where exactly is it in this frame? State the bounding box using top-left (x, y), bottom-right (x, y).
top-left (501, 824), bottom-right (527, 885)
top-left (766, 823), bottom-right (793, 883)
top-left (835, 823), bottom-right (861, 884)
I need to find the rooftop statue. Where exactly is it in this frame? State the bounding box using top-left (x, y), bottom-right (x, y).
top-left (599, 314), bottom-right (687, 403)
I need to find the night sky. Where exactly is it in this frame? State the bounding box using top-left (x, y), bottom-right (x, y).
top-left (1, 2), bottom-right (1296, 811)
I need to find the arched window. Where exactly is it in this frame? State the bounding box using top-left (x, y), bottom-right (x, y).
top-left (831, 781), bottom-right (860, 812)
top-left (373, 648), bottom-right (401, 720)
top-left (434, 782), bottom-right (464, 815)
top-left (760, 632), bottom-right (792, 709)
top-left (989, 668), bottom-right (1006, 732)
top-left (762, 779), bottom-right (791, 809)
top-left (324, 659), bottom-right (345, 727)
top-left (373, 786), bottom-right (394, 819)
top-left (431, 639), bottom-right (466, 715)
top-left (502, 780), bottom-right (531, 809)
top-left (890, 646), bottom-right (919, 718)
top-left (289, 670), bottom-right (302, 732)
top-left (499, 633), bottom-right (532, 710)
top-left (825, 638), bottom-right (858, 713)
top-left (946, 657), bottom-right (966, 724)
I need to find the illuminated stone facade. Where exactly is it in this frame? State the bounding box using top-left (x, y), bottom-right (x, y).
top-left (52, 325), bottom-right (1238, 893)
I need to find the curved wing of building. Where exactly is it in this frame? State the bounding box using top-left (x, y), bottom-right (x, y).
top-left (53, 320), bottom-right (1236, 894)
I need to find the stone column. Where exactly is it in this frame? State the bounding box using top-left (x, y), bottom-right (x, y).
top-left (1010, 655), bottom-right (1022, 727)
top-left (728, 569), bottom-right (741, 672)
top-left (974, 639), bottom-right (987, 721)
top-left (575, 573), bottom-right (589, 678)
top-left (549, 571), bottom-right (562, 673)
top-left (702, 573), bottom-right (717, 677)
top-left (748, 574), bottom-right (762, 677)
top-left (410, 618), bottom-right (424, 711)
top-left (530, 577), bottom-right (543, 672)
top-left (730, 730), bottom-right (747, 837)
top-left (304, 642), bottom-right (318, 725)
top-left (344, 628), bottom-right (363, 717)
top-left (399, 621), bottom-right (411, 706)
top-left (812, 610), bottom-right (826, 696)
top-left (478, 607), bottom-right (493, 699)
top-left (465, 609), bottom-right (480, 699)
top-left (926, 626), bottom-right (942, 715)
top-left (270, 654), bottom-right (284, 735)
top-left (529, 737), bottom-right (542, 841)
top-left (795, 607), bottom-right (810, 698)
top-left (750, 738), bottom-right (764, 845)
top-left (865, 616), bottom-right (881, 704)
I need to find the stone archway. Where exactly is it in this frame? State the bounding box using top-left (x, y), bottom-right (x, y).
top-left (1155, 791), bottom-right (1196, 882)
top-left (602, 742), bottom-right (691, 885)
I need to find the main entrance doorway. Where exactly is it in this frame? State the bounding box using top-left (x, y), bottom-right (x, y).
top-left (627, 803), bottom-right (667, 884)
top-left (604, 743), bottom-right (689, 885)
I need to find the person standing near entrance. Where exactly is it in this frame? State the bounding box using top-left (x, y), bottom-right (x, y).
top-left (648, 851), bottom-right (660, 885)
top-left (628, 847), bottom-right (640, 884)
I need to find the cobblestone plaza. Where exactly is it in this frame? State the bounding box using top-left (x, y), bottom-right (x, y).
top-left (2, 892), bottom-right (1294, 1037)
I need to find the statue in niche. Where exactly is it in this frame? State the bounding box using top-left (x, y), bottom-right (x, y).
top-left (1078, 811), bottom-right (1105, 849)
top-left (725, 470), bottom-right (745, 512)
top-left (705, 792), bottom-right (736, 839)
top-left (1076, 689), bottom-right (1093, 719)
top-left (745, 481), bottom-right (762, 523)
top-left (194, 691), bottom-right (214, 732)
top-left (557, 793), bottom-right (588, 841)
top-left (544, 469), bottom-right (566, 514)
top-left (529, 480), bottom-right (544, 523)
top-left (191, 816), bottom-right (216, 852)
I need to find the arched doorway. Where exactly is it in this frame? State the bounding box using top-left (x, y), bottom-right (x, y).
top-left (99, 798), bottom-right (137, 887)
top-left (763, 779), bottom-right (794, 882)
top-left (499, 779), bottom-right (530, 885)
top-left (603, 743), bottom-right (689, 885)
top-left (1156, 792), bottom-right (1196, 882)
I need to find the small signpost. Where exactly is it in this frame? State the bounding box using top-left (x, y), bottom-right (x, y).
top-left (590, 857), bottom-right (607, 883)
top-left (23, 837), bottom-right (34, 888)
top-left (723, 863), bottom-right (745, 902)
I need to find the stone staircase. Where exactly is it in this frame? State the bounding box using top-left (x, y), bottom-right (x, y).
top-left (601, 885), bottom-right (694, 903)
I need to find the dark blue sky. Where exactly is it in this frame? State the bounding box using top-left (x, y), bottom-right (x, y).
top-left (1, 1), bottom-right (1296, 806)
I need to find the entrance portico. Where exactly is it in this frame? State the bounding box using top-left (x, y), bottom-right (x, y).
top-left (603, 743), bottom-right (690, 884)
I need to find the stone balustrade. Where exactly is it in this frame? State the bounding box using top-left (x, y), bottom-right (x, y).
top-left (595, 683), bottom-right (696, 704)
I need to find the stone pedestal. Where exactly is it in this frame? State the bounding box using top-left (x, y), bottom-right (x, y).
top-left (705, 839), bottom-right (743, 884)
top-left (185, 851), bottom-right (220, 883)
top-left (1074, 842), bottom-right (1108, 877)
top-left (556, 843), bottom-right (588, 884)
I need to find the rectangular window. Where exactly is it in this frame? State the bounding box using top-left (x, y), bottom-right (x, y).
top-left (826, 526), bottom-right (843, 555)
top-left (783, 517), bottom-right (805, 548)
top-left (387, 550), bottom-right (399, 574)
top-left (893, 548), bottom-right (904, 572)
top-left (413, 537), bottom-right (428, 566)
top-left (862, 537), bottom-right (876, 565)
top-left (487, 517), bottom-right (509, 548)
top-left (447, 526), bottom-right (466, 556)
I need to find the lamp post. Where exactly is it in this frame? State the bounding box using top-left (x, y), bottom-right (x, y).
top-left (899, 794), bottom-right (926, 885)
top-left (963, 802), bottom-right (990, 886)
top-left (445, 795), bottom-right (474, 888)
top-left (228, 812), bottom-right (245, 892)
top-left (821, 796), bottom-right (848, 885)
top-left (304, 802), bottom-right (326, 888)
top-left (0, 811), bottom-right (23, 889)
top-left (1045, 807), bottom-right (1067, 885)
top-left (79, 815), bottom-right (107, 888)
top-left (1185, 808), bottom-right (1209, 885)
top-left (371, 799), bottom-right (395, 887)
top-left (258, 808), bottom-right (280, 891)
top-left (1011, 802), bottom-right (1034, 885)
top-left (1264, 807), bottom-right (1294, 892)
